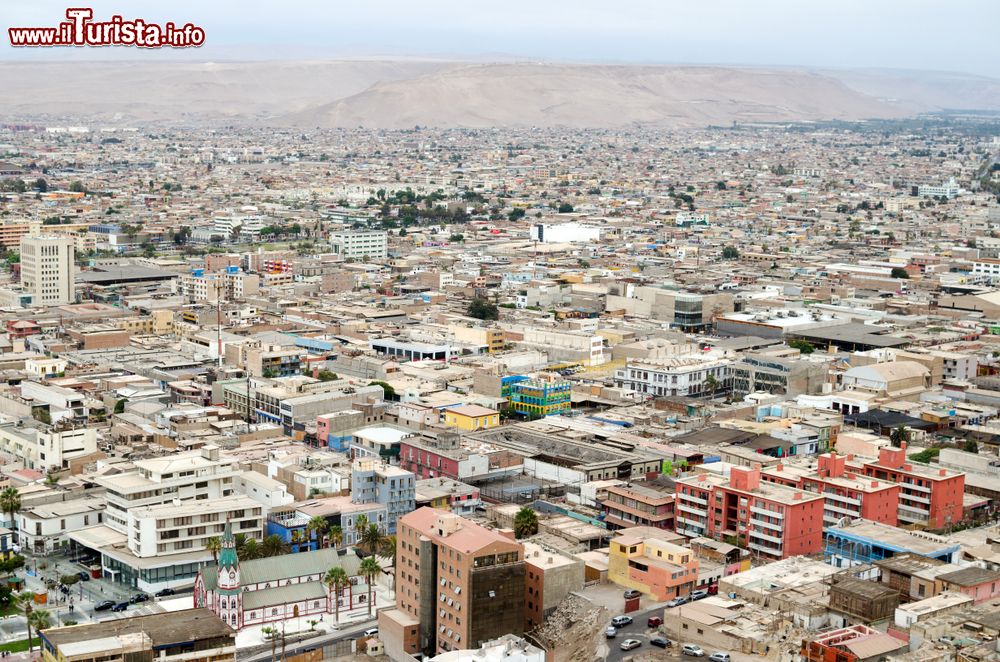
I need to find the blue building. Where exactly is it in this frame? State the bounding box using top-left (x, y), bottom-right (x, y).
top-left (823, 519), bottom-right (960, 576)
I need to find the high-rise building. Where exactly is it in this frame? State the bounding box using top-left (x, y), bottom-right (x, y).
top-left (20, 234), bottom-right (75, 305)
top-left (329, 230), bottom-right (388, 260)
top-left (379, 508), bottom-right (525, 657)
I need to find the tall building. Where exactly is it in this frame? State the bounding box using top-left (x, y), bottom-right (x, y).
top-left (20, 234), bottom-right (75, 305)
top-left (351, 458), bottom-right (416, 534)
top-left (674, 464), bottom-right (826, 560)
top-left (380, 508), bottom-right (525, 657)
top-left (329, 230), bottom-right (388, 260)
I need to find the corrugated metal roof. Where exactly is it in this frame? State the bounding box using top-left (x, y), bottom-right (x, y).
top-left (201, 547), bottom-right (364, 591)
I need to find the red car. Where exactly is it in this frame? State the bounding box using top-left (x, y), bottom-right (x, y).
top-left (648, 616), bottom-right (663, 628)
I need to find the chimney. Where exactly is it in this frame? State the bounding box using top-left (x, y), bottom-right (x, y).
top-left (776, 464), bottom-right (783, 472)
top-left (871, 481), bottom-right (879, 488)
top-left (901, 441), bottom-right (908, 450)
top-left (793, 492), bottom-right (803, 500)
top-left (939, 468), bottom-right (947, 476)
top-left (847, 454), bottom-right (854, 461)
top-left (698, 474), bottom-right (707, 483)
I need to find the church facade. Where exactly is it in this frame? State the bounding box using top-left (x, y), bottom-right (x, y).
top-left (194, 522), bottom-right (371, 630)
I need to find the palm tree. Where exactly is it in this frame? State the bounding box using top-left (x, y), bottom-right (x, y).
top-left (353, 515), bottom-right (369, 547)
top-left (513, 507), bottom-right (539, 539)
top-left (890, 424), bottom-right (911, 448)
top-left (328, 525), bottom-right (343, 550)
top-left (323, 566), bottom-right (350, 624)
top-left (242, 538), bottom-right (261, 560)
top-left (307, 516), bottom-right (329, 549)
top-left (360, 523), bottom-right (384, 556)
top-left (17, 592), bottom-right (36, 651)
top-left (704, 373), bottom-right (719, 399)
top-left (359, 557), bottom-right (382, 617)
top-left (0, 487), bottom-right (20, 538)
top-left (290, 529), bottom-right (304, 550)
top-left (262, 534), bottom-right (288, 558)
top-left (380, 535), bottom-right (397, 594)
top-left (27, 608), bottom-right (51, 640)
top-left (205, 536), bottom-right (222, 563)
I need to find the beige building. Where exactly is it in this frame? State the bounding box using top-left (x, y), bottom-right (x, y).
top-left (20, 234), bottom-right (75, 305)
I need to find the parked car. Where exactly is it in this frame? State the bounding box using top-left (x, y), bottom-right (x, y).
top-left (651, 637), bottom-right (672, 648)
top-left (620, 640), bottom-right (641, 651)
top-left (154, 588), bottom-right (175, 598)
top-left (666, 596), bottom-right (690, 607)
top-left (682, 644), bottom-right (706, 657)
top-left (130, 593), bottom-right (149, 604)
top-left (94, 600), bottom-right (115, 611)
top-left (610, 615), bottom-right (633, 627)
top-left (605, 626), bottom-right (617, 639)
top-left (647, 616), bottom-right (663, 628)
top-left (623, 589), bottom-right (641, 599)
top-left (76, 571), bottom-right (91, 582)
top-left (111, 602), bottom-right (129, 612)
top-left (690, 589), bottom-right (709, 600)
top-left (709, 653), bottom-right (731, 662)
top-left (363, 628), bottom-right (379, 637)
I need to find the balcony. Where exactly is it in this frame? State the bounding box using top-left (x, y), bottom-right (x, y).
top-left (749, 505), bottom-right (783, 519)
top-left (748, 516), bottom-right (783, 532)
top-left (748, 529), bottom-right (784, 545)
top-left (676, 515), bottom-right (706, 529)
top-left (900, 492), bottom-right (930, 505)
top-left (898, 505), bottom-right (929, 523)
top-left (824, 502), bottom-right (861, 518)
top-left (747, 541), bottom-right (782, 556)
top-left (824, 492), bottom-right (861, 507)
top-left (677, 503), bottom-right (708, 518)
top-left (903, 481), bottom-right (931, 493)
top-left (681, 494), bottom-right (708, 507)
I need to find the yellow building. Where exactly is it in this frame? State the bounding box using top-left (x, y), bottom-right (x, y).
top-left (443, 404), bottom-right (500, 431)
top-left (608, 529), bottom-right (699, 601)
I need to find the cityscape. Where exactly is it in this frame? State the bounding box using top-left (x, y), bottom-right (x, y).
top-left (1, 2), bottom-right (1000, 662)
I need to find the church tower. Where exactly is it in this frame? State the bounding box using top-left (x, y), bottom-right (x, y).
top-left (216, 520), bottom-right (243, 629)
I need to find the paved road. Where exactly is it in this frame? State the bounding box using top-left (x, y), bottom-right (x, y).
top-left (602, 603), bottom-right (679, 662)
top-left (239, 620), bottom-right (376, 662)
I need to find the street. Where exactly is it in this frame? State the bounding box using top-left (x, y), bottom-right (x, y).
top-left (601, 603), bottom-right (677, 662)
top-left (239, 620), bottom-right (375, 662)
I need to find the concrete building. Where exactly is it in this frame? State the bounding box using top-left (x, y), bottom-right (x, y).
top-left (329, 230), bottom-right (388, 260)
top-left (529, 222), bottom-right (601, 244)
top-left (126, 495), bottom-right (263, 560)
top-left (608, 527), bottom-right (698, 601)
top-left (523, 542), bottom-right (584, 630)
top-left (18, 496), bottom-right (106, 555)
top-left (601, 483), bottom-right (675, 531)
top-left (0, 421), bottom-right (98, 472)
top-left (674, 464), bottom-right (825, 560)
top-left (20, 234), bottom-right (75, 305)
top-left (380, 508), bottom-right (525, 657)
top-left (823, 519), bottom-right (961, 572)
top-left (351, 457), bottom-right (415, 534)
top-left (615, 357), bottom-right (732, 398)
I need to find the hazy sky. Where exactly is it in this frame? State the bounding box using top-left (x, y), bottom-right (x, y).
top-left (3, 0), bottom-right (998, 77)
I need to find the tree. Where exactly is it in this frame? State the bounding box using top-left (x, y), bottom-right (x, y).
top-left (360, 523), bottom-right (384, 556)
top-left (891, 267), bottom-right (910, 279)
top-left (380, 535), bottom-right (397, 593)
top-left (328, 525), bottom-right (343, 550)
top-left (889, 425), bottom-right (911, 448)
top-left (241, 538), bottom-right (261, 560)
top-left (508, 208), bottom-right (526, 221)
top-left (307, 516), bottom-right (329, 549)
top-left (513, 507), bottom-right (539, 539)
top-left (704, 374), bottom-right (719, 398)
top-left (369, 381), bottom-right (396, 400)
top-left (354, 515), bottom-right (369, 547)
top-left (360, 557), bottom-right (382, 617)
top-left (721, 246), bottom-right (739, 260)
top-left (557, 203), bottom-right (574, 213)
top-left (261, 534), bottom-right (288, 557)
top-left (467, 298), bottom-right (499, 321)
top-left (68, 180), bottom-right (85, 193)
top-left (964, 439), bottom-right (980, 454)
top-left (449, 233), bottom-right (464, 242)
top-left (323, 566), bottom-right (350, 624)
top-left (316, 370), bottom-right (338, 382)
top-left (113, 398), bottom-right (127, 414)
top-left (788, 339), bottom-right (815, 354)
top-left (205, 536), bottom-right (221, 563)
top-left (17, 592), bottom-right (37, 652)
top-left (34, 178), bottom-right (48, 193)
top-left (27, 608), bottom-right (51, 639)
top-left (0, 487), bottom-right (20, 533)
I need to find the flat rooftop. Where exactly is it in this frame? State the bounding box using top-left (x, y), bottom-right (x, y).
top-left (43, 608), bottom-right (231, 649)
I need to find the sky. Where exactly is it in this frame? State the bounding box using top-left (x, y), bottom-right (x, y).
top-left (2, 0), bottom-right (998, 77)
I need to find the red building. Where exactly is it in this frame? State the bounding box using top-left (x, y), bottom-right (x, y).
top-left (6, 319), bottom-right (39, 338)
top-left (601, 484), bottom-right (675, 531)
top-left (762, 452), bottom-right (901, 528)
top-left (675, 464), bottom-right (825, 560)
top-left (854, 444), bottom-right (965, 529)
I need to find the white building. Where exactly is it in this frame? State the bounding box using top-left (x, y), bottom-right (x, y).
top-left (20, 234), bottom-right (75, 305)
top-left (329, 230), bottom-right (388, 260)
top-left (126, 494), bottom-right (263, 559)
top-left (234, 472), bottom-right (294, 510)
top-left (529, 222), bottom-right (601, 244)
top-left (18, 497), bottom-right (105, 554)
top-left (614, 357), bottom-right (732, 398)
top-left (917, 178), bottom-right (960, 199)
top-left (96, 445), bottom-right (241, 534)
top-left (0, 422), bottom-right (98, 472)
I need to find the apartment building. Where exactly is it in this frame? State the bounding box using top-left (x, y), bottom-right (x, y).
top-left (127, 495), bottom-right (263, 559)
top-left (329, 230), bottom-right (388, 260)
top-left (351, 458), bottom-right (416, 534)
top-left (601, 484), bottom-right (675, 531)
top-left (20, 234), bottom-right (75, 305)
top-left (96, 445), bottom-right (241, 534)
top-left (176, 268), bottom-right (260, 302)
top-left (18, 497), bottom-right (105, 555)
top-left (0, 421), bottom-right (98, 472)
top-left (852, 445), bottom-right (965, 528)
top-left (608, 527), bottom-right (699, 601)
top-left (382, 508), bottom-right (525, 657)
top-left (615, 357), bottom-right (732, 398)
top-left (20, 380), bottom-right (89, 423)
top-left (508, 376), bottom-right (571, 418)
top-left (443, 404), bottom-right (500, 431)
top-left (761, 453), bottom-right (901, 527)
top-left (674, 465), bottom-right (825, 560)
top-left (522, 542), bottom-right (584, 630)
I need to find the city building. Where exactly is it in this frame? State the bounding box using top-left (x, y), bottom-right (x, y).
top-left (443, 404), bottom-right (500, 431)
top-left (329, 230), bottom-right (388, 260)
top-left (380, 508), bottom-right (525, 657)
top-left (600, 483), bottom-right (675, 531)
top-left (351, 457), bottom-right (415, 534)
top-left (509, 377), bottom-right (571, 418)
top-left (20, 234), bottom-right (75, 305)
top-left (608, 527), bottom-right (698, 601)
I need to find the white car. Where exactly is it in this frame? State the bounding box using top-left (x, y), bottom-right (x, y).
top-left (363, 627), bottom-right (379, 637)
top-left (682, 644), bottom-right (706, 657)
top-left (709, 654), bottom-right (731, 662)
top-left (620, 639), bottom-right (641, 651)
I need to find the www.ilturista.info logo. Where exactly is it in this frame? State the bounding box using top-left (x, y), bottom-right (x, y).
top-left (8, 8), bottom-right (205, 48)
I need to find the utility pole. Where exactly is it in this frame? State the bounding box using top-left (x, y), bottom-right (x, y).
top-left (216, 278), bottom-right (224, 368)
